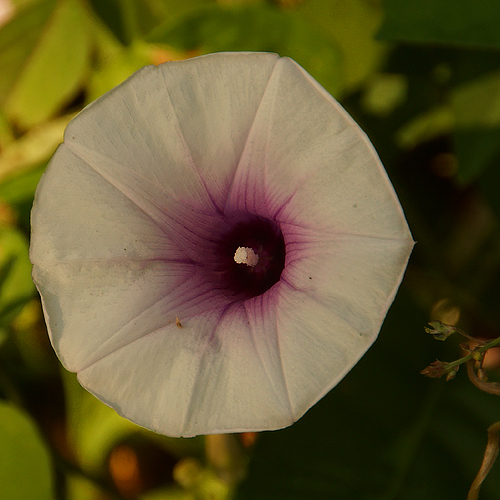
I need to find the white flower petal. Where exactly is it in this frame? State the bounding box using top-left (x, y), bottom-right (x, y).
top-left (227, 57), bottom-right (412, 241)
top-left (181, 292), bottom-right (295, 435)
top-left (282, 230), bottom-right (413, 318)
top-left (277, 230), bottom-right (413, 416)
top-left (77, 308), bottom-right (222, 438)
top-left (30, 147), bottom-right (177, 264)
top-left (275, 287), bottom-right (370, 417)
top-left (30, 144), bottom-right (237, 269)
top-left (30, 52), bottom-right (413, 437)
top-left (34, 259), bottom-right (229, 373)
top-left (64, 52), bottom-right (280, 212)
top-left (77, 292), bottom-right (296, 437)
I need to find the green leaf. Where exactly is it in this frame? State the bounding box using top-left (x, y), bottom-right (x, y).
top-left (140, 486), bottom-right (198, 500)
top-left (0, 227), bottom-right (35, 326)
top-left (0, 161), bottom-right (46, 231)
top-left (449, 70), bottom-right (500, 184)
top-left (0, 109), bottom-right (14, 149)
top-left (396, 105), bottom-right (454, 150)
top-left (61, 370), bottom-right (139, 474)
top-left (87, 0), bottom-right (128, 45)
top-left (451, 71), bottom-right (500, 129)
top-left (0, 0), bottom-right (92, 128)
top-left (66, 473), bottom-right (102, 500)
top-left (385, 44), bottom-right (500, 90)
top-left (0, 113), bottom-right (70, 182)
top-left (378, 0), bottom-right (500, 49)
top-left (0, 0), bottom-right (57, 107)
top-left (295, 0), bottom-right (387, 92)
top-left (155, 0), bottom-right (212, 23)
top-left (86, 0), bottom-right (213, 46)
top-left (148, 3), bottom-right (342, 96)
top-left (87, 43), bottom-right (156, 102)
top-left (0, 401), bottom-right (55, 500)
top-left (0, 162), bottom-right (46, 207)
top-left (87, 0), bottom-right (166, 45)
top-left (454, 127), bottom-right (500, 185)
top-left (61, 370), bottom-right (203, 478)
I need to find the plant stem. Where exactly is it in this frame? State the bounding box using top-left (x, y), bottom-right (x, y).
top-left (467, 420), bottom-right (500, 500)
top-left (446, 336), bottom-right (500, 373)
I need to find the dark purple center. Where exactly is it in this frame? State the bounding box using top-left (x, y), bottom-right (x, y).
top-left (216, 216), bottom-right (286, 300)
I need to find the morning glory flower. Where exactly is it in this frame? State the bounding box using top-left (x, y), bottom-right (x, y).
top-left (30, 52), bottom-right (413, 437)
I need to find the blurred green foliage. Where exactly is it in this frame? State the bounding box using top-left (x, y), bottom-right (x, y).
top-left (378, 0), bottom-right (500, 49)
top-left (0, 401), bottom-right (54, 500)
top-left (0, 0), bottom-right (500, 499)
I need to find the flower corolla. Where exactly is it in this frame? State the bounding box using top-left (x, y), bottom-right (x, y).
top-left (30, 52), bottom-right (413, 437)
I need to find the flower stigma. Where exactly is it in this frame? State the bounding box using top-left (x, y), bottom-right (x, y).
top-left (217, 216), bottom-right (286, 300)
top-left (234, 246), bottom-right (259, 267)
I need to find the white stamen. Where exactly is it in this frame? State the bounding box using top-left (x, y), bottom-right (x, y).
top-left (234, 246), bottom-right (259, 267)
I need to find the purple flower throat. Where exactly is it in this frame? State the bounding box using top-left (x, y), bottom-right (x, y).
top-left (216, 215), bottom-right (286, 300)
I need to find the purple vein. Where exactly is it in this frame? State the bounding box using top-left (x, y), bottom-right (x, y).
top-left (65, 142), bottom-right (218, 254)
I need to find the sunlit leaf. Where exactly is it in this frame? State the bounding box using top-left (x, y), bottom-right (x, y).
top-left (62, 370), bottom-right (139, 474)
top-left (361, 73), bottom-right (408, 117)
top-left (1, 0), bottom-right (92, 128)
top-left (0, 113), bottom-right (70, 183)
top-left (0, 226), bottom-right (34, 326)
top-left (296, 0), bottom-right (387, 92)
top-left (87, 43), bottom-right (157, 102)
top-left (85, 15), bottom-right (184, 102)
top-left (87, 0), bottom-right (166, 45)
top-left (0, 109), bottom-right (14, 149)
top-left (0, 0), bottom-right (57, 106)
top-left (0, 162), bottom-right (46, 230)
top-left (66, 473), bottom-right (102, 500)
top-left (451, 71), bottom-right (500, 129)
top-left (378, 0), bottom-right (500, 49)
top-left (0, 401), bottom-right (55, 500)
top-left (170, 463), bottom-right (230, 500)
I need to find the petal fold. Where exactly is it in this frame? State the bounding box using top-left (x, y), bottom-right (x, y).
top-left (78, 293), bottom-right (297, 437)
top-left (227, 57), bottom-right (412, 242)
